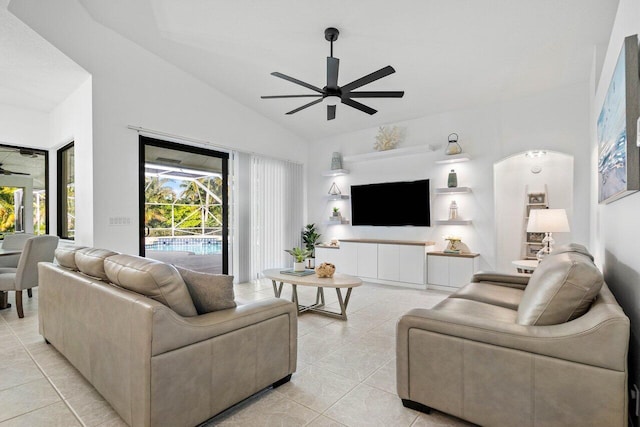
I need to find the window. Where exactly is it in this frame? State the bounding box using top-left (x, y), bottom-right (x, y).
top-left (0, 144), bottom-right (48, 238)
top-left (57, 142), bottom-right (75, 239)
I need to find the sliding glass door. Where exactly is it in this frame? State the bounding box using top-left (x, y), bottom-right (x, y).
top-left (139, 136), bottom-right (229, 274)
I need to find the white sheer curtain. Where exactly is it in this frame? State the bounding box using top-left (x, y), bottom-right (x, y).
top-left (250, 155), bottom-right (304, 279)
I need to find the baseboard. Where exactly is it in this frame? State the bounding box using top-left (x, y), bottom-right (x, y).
top-left (362, 277), bottom-right (426, 289)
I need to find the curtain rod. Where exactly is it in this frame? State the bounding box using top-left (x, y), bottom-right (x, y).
top-left (127, 125), bottom-right (303, 165)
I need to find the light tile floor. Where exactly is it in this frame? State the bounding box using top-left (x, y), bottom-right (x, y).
top-left (0, 281), bottom-right (476, 427)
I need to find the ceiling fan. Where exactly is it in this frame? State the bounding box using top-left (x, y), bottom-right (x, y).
top-left (0, 164), bottom-right (29, 176)
top-left (261, 27), bottom-right (404, 120)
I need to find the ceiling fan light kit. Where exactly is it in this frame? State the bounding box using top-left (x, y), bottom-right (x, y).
top-left (0, 163), bottom-right (30, 176)
top-left (261, 27), bottom-right (404, 120)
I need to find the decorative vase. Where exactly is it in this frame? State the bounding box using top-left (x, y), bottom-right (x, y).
top-left (306, 257), bottom-right (315, 269)
top-left (448, 200), bottom-right (458, 220)
top-left (447, 169), bottom-right (458, 188)
top-left (293, 261), bottom-right (306, 272)
top-left (331, 152), bottom-right (343, 170)
top-left (445, 133), bottom-right (462, 155)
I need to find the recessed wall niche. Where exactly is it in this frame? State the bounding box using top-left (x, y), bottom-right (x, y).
top-left (493, 151), bottom-right (573, 273)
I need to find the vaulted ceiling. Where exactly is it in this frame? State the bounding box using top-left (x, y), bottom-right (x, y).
top-left (76, 0), bottom-right (618, 140)
top-left (1, 0), bottom-right (619, 141)
top-left (0, 1), bottom-right (88, 112)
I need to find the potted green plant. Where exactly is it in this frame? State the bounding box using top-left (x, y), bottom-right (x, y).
top-left (284, 247), bottom-right (312, 272)
top-left (302, 224), bottom-right (321, 268)
top-left (331, 207), bottom-right (341, 221)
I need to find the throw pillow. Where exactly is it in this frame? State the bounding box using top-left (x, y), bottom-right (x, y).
top-left (176, 266), bottom-right (236, 314)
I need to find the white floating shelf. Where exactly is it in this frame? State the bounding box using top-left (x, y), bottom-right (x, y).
top-left (435, 154), bottom-right (471, 164)
top-left (323, 219), bottom-right (350, 225)
top-left (343, 144), bottom-right (435, 163)
top-left (435, 219), bottom-right (472, 225)
top-left (326, 195), bottom-right (350, 201)
top-left (322, 169), bottom-right (350, 176)
top-left (435, 187), bottom-right (471, 195)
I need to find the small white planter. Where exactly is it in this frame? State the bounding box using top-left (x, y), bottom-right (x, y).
top-left (293, 262), bottom-right (306, 272)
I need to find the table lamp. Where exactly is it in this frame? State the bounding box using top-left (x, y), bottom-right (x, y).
top-left (526, 208), bottom-right (570, 260)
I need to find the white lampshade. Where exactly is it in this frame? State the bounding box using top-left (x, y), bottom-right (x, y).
top-left (527, 209), bottom-right (570, 233)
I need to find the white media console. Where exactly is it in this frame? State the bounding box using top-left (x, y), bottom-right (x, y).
top-left (315, 239), bottom-right (480, 290)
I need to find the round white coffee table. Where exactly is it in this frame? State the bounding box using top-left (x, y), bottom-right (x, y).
top-left (262, 269), bottom-right (362, 320)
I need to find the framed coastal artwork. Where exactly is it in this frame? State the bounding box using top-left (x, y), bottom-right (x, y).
top-left (597, 34), bottom-right (640, 204)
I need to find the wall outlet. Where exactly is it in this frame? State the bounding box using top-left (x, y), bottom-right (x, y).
top-left (108, 217), bottom-right (131, 226)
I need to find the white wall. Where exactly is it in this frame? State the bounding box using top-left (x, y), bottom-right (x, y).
top-left (11, 0), bottom-right (306, 254)
top-left (308, 83), bottom-right (591, 272)
top-left (590, 0), bottom-right (640, 414)
top-left (0, 103), bottom-right (48, 148)
top-left (49, 77), bottom-right (93, 244)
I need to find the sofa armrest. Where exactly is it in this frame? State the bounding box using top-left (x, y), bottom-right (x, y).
top-left (397, 303), bottom-right (629, 372)
top-left (471, 271), bottom-right (530, 288)
top-left (150, 298), bottom-right (297, 356)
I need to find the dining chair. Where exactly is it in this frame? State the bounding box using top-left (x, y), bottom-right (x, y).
top-left (0, 235), bottom-right (59, 318)
top-left (0, 233), bottom-right (35, 268)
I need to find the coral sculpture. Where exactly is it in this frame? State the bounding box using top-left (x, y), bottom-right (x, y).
top-left (315, 262), bottom-right (336, 278)
top-left (374, 126), bottom-right (404, 151)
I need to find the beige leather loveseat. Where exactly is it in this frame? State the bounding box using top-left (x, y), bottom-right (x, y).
top-left (38, 246), bottom-right (297, 427)
top-left (397, 244), bottom-right (629, 427)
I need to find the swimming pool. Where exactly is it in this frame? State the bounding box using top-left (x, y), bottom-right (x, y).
top-left (145, 238), bottom-right (222, 255)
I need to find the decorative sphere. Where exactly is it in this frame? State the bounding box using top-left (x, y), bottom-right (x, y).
top-left (315, 262), bottom-right (336, 278)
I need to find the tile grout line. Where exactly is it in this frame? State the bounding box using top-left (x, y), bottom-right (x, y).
top-left (1, 305), bottom-right (88, 427)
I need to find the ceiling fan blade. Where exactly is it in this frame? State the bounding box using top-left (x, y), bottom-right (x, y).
top-left (271, 72), bottom-right (324, 94)
top-left (261, 94), bottom-right (323, 99)
top-left (286, 98), bottom-right (324, 115)
top-left (327, 57), bottom-right (339, 90)
top-left (341, 65), bottom-right (396, 92)
top-left (341, 98), bottom-right (377, 115)
top-left (327, 105), bottom-right (336, 120)
top-left (347, 91), bottom-right (404, 98)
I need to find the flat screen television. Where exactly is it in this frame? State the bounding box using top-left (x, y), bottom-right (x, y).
top-left (351, 179), bottom-right (430, 226)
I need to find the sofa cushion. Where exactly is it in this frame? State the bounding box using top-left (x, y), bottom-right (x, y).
top-left (517, 251), bottom-right (603, 326)
top-left (75, 248), bottom-right (119, 280)
top-left (104, 254), bottom-right (197, 317)
top-left (450, 282), bottom-right (524, 310)
top-left (55, 246), bottom-right (87, 271)
top-left (176, 266), bottom-right (236, 314)
top-left (433, 298), bottom-right (518, 323)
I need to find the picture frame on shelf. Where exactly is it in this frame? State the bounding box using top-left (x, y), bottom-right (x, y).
top-left (528, 193), bottom-right (546, 204)
top-left (526, 204), bottom-right (545, 217)
top-left (527, 232), bottom-right (545, 243)
top-left (527, 244), bottom-right (543, 258)
top-left (597, 34), bottom-right (640, 204)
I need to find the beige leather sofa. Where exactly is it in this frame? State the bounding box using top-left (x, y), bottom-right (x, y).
top-left (38, 246), bottom-right (297, 427)
top-left (397, 244), bottom-right (629, 427)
